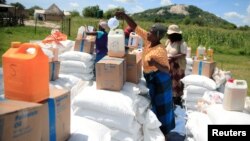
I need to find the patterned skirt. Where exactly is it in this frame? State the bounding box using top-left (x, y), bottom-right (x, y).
top-left (169, 58), bottom-right (185, 98)
top-left (144, 70), bottom-right (175, 135)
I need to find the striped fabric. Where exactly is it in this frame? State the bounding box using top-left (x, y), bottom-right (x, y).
top-left (144, 70), bottom-right (175, 135)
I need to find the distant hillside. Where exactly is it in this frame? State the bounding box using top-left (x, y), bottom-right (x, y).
top-left (132, 4), bottom-right (236, 29)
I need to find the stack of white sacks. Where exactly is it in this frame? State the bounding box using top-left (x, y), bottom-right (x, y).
top-left (59, 51), bottom-right (95, 81)
top-left (185, 97), bottom-right (250, 141)
top-left (183, 73), bottom-right (250, 141)
top-left (70, 80), bottom-right (166, 141)
top-left (181, 74), bottom-right (218, 111)
top-left (50, 51), bottom-right (95, 90)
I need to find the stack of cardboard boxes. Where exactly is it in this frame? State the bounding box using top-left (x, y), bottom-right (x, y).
top-left (96, 56), bottom-right (126, 91)
top-left (192, 60), bottom-right (216, 78)
top-left (96, 49), bottom-right (142, 91)
top-left (125, 50), bottom-right (142, 84)
top-left (74, 33), bottom-right (96, 54)
top-left (192, 47), bottom-right (216, 78)
top-left (0, 87), bottom-right (71, 141)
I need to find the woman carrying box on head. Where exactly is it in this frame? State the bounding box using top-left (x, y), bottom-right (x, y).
top-left (116, 11), bottom-right (175, 137)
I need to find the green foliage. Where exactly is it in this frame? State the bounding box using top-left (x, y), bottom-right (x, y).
top-left (238, 25), bottom-right (250, 31)
top-left (70, 10), bottom-right (80, 17)
top-left (27, 6), bottom-right (43, 17)
top-left (82, 5), bottom-right (100, 18)
top-left (96, 10), bottom-right (103, 18)
top-left (104, 7), bottom-right (125, 19)
top-left (132, 4), bottom-right (237, 29)
top-left (10, 2), bottom-right (25, 10)
top-left (154, 16), bottom-right (165, 23)
top-left (180, 25), bottom-right (250, 53)
top-left (183, 16), bottom-right (191, 25)
top-left (214, 54), bottom-right (250, 96)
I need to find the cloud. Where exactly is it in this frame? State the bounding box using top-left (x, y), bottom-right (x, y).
top-left (234, 3), bottom-right (239, 6)
top-left (70, 2), bottom-right (79, 8)
top-left (224, 12), bottom-right (244, 19)
top-left (107, 4), bottom-right (118, 9)
top-left (247, 4), bottom-right (250, 14)
top-left (243, 5), bottom-right (250, 25)
top-left (131, 5), bottom-right (145, 13)
top-left (224, 5), bottom-right (250, 26)
top-left (113, 0), bottom-right (135, 3)
top-left (160, 0), bottom-right (172, 6)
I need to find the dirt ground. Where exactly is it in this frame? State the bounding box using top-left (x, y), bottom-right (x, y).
top-left (24, 20), bottom-right (61, 28)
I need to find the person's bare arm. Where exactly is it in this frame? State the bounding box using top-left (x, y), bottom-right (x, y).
top-left (115, 11), bottom-right (137, 31)
top-left (168, 53), bottom-right (186, 62)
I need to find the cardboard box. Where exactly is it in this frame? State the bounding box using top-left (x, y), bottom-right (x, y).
top-left (125, 51), bottom-right (142, 84)
top-left (49, 61), bottom-right (60, 81)
top-left (0, 100), bottom-right (43, 141)
top-left (192, 60), bottom-right (216, 78)
top-left (49, 47), bottom-right (59, 62)
top-left (40, 88), bottom-right (71, 141)
top-left (74, 35), bottom-right (96, 54)
top-left (96, 56), bottom-right (126, 91)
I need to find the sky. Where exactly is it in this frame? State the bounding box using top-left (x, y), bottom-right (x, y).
top-left (6, 0), bottom-right (250, 26)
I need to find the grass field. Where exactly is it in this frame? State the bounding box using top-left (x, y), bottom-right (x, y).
top-left (0, 17), bottom-right (249, 96)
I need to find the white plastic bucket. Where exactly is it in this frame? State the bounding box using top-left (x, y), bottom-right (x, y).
top-left (223, 79), bottom-right (248, 111)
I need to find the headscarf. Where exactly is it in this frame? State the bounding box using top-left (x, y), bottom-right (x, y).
top-left (99, 20), bottom-right (108, 30)
top-left (150, 23), bottom-right (167, 39)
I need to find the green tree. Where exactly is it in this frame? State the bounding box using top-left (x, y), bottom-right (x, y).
top-left (10, 2), bottom-right (25, 10)
top-left (183, 16), bottom-right (191, 25)
top-left (104, 7), bottom-right (125, 19)
top-left (27, 6), bottom-right (42, 17)
top-left (154, 16), bottom-right (165, 23)
top-left (0, 0), bottom-right (6, 4)
top-left (238, 25), bottom-right (250, 31)
top-left (82, 5), bottom-right (100, 18)
top-left (70, 10), bottom-right (80, 17)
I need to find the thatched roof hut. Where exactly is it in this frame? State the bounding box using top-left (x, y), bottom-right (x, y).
top-left (44, 3), bottom-right (64, 21)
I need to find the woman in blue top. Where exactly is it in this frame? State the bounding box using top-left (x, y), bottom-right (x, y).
top-left (95, 20), bottom-right (109, 62)
top-left (92, 20), bottom-right (109, 78)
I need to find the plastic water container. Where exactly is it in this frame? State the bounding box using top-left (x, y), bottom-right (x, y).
top-left (108, 16), bottom-right (119, 29)
top-left (207, 47), bottom-right (214, 62)
top-left (77, 26), bottom-right (86, 39)
top-left (223, 79), bottom-right (248, 111)
top-left (2, 42), bottom-right (49, 102)
top-left (186, 47), bottom-right (191, 58)
top-left (196, 45), bottom-right (206, 60)
top-left (108, 29), bottom-right (125, 57)
top-left (128, 32), bottom-right (141, 49)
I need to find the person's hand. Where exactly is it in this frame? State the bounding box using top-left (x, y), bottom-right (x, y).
top-left (115, 11), bottom-right (126, 19)
top-left (168, 56), bottom-right (176, 62)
